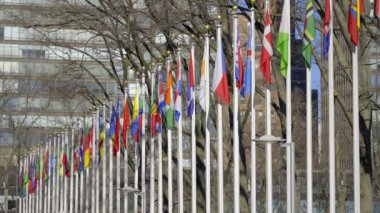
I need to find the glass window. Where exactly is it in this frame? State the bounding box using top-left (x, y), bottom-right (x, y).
top-left (0, 27), bottom-right (3, 40)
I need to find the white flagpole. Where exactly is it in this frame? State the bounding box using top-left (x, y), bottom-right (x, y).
top-left (306, 66), bottom-right (312, 213)
top-left (149, 68), bottom-right (156, 213)
top-left (95, 109), bottom-right (100, 213)
top-left (39, 145), bottom-right (43, 213)
top-left (265, 86), bottom-right (272, 213)
top-left (166, 59), bottom-right (173, 213)
top-left (64, 131), bottom-right (68, 213)
top-left (353, 45), bottom-right (360, 213)
top-left (60, 134), bottom-right (64, 213)
top-left (80, 129), bottom-right (84, 213)
top-left (53, 137), bottom-right (58, 213)
top-left (91, 111), bottom-right (96, 213)
top-left (25, 156), bottom-right (29, 213)
top-left (176, 49), bottom-right (184, 213)
top-left (47, 140), bottom-right (51, 213)
top-left (69, 126), bottom-right (74, 213)
top-left (117, 109), bottom-right (121, 213)
top-left (85, 118), bottom-right (90, 213)
top-left (141, 73), bottom-right (147, 213)
top-left (190, 43), bottom-right (197, 213)
top-left (232, 12), bottom-right (240, 213)
top-left (328, 0), bottom-right (335, 211)
top-left (215, 24), bottom-right (224, 213)
top-left (19, 158), bottom-right (23, 213)
top-left (52, 137), bottom-right (56, 213)
top-left (204, 32), bottom-right (211, 213)
top-left (284, 0), bottom-right (293, 211)
top-left (249, 7), bottom-right (256, 213)
top-left (44, 143), bottom-right (48, 213)
top-left (75, 158), bottom-right (79, 213)
top-left (28, 155), bottom-right (31, 213)
top-left (157, 63), bottom-right (163, 213)
top-left (134, 83), bottom-right (140, 213)
top-left (123, 86), bottom-right (129, 213)
top-left (102, 104), bottom-right (107, 213)
top-left (109, 101), bottom-right (114, 213)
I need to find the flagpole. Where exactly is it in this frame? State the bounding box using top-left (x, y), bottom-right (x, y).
top-left (91, 111), bottom-right (96, 213)
top-left (39, 145), bottom-right (43, 213)
top-left (150, 67), bottom-right (156, 213)
top-left (134, 83), bottom-right (140, 213)
top-left (328, 0), bottom-right (335, 211)
top-left (176, 48), bottom-right (184, 213)
top-left (204, 31), bottom-right (211, 213)
top-left (284, 0), bottom-right (293, 211)
top-left (19, 158), bottom-right (23, 213)
top-left (232, 10), bottom-right (240, 213)
top-left (60, 133), bottom-right (64, 213)
top-left (64, 131), bottom-right (68, 213)
top-left (52, 137), bottom-right (57, 213)
top-left (166, 57), bottom-right (173, 213)
top-left (80, 128), bottom-right (84, 213)
top-left (102, 103), bottom-right (107, 213)
top-left (95, 108), bottom-right (100, 213)
top-left (249, 6), bottom-right (257, 213)
top-left (51, 137), bottom-right (56, 213)
top-left (28, 154), bottom-right (31, 213)
top-left (69, 125), bottom-right (74, 213)
top-left (157, 63), bottom-right (164, 213)
top-left (353, 45), bottom-right (360, 213)
top-left (116, 106), bottom-right (121, 213)
top-left (215, 24), bottom-right (224, 213)
top-left (306, 64), bottom-right (312, 213)
top-left (141, 73), bottom-right (147, 213)
top-left (190, 43), bottom-right (197, 213)
top-left (265, 85), bottom-right (273, 213)
top-left (124, 86), bottom-right (129, 213)
top-left (44, 143), bottom-right (47, 213)
top-left (109, 101), bottom-right (114, 213)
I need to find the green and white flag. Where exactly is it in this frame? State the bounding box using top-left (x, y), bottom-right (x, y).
top-left (302, 0), bottom-right (316, 68)
top-left (276, 0), bottom-right (290, 78)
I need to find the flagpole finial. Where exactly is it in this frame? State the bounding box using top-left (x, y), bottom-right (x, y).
top-left (232, 5), bottom-right (238, 12)
top-left (205, 24), bottom-right (210, 30)
top-left (250, 0), bottom-right (255, 5)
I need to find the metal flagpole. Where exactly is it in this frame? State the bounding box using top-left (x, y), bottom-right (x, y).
top-left (353, 45), bottom-right (360, 213)
top-left (157, 63), bottom-right (163, 213)
top-left (265, 86), bottom-right (272, 213)
top-left (232, 11), bottom-right (240, 213)
top-left (134, 83), bottom-right (140, 213)
top-left (85, 118), bottom-right (90, 213)
top-left (70, 125), bottom-right (74, 213)
top-left (176, 49), bottom-right (184, 213)
top-left (102, 104), bottom-right (107, 213)
top-left (60, 133), bottom-right (64, 213)
top-left (64, 131), bottom-right (68, 213)
top-left (284, 0), bottom-right (293, 211)
top-left (150, 67), bottom-right (156, 213)
top-left (19, 158), bottom-right (23, 213)
top-left (306, 64), bottom-right (312, 213)
top-left (80, 126), bottom-right (84, 213)
top-left (141, 73), bottom-right (147, 213)
top-left (47, 140), bottom-right (51, 213)
top-left (117, 106), bottom-right (121, 213)
top-left (328, 0), bottom-right (335, 211)
top-left (166, 58), bottom-right (173, 213)
top-left (124, 87), bottom-right (129, 213)
top-left (95, 109), bottom-right (100, 213)
top-left (204, 32), bottom-right (211, 213)
top-left (92, 111), bottom-right (96, 213)
top-left (190, 43), bottom-right (197, 213)
top-left (28, 154), bottom-right (31, 213)
top-left (39, 145), bottom-right (43, 213)
top-left (26, 156), bottom-right (29, 213)
top-left (249, 6), bottom-right (257, 213)
top-left (52, 137), bottom-right (56, 213)
top-left (215, 24), bottom-right (224, 213)
top-left (109, 101), bottom-right (114, 213)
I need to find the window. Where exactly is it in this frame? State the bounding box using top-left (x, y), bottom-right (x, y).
top-left (21, 49), bottom-right (46, 59)
top-left (0, 27), bottom-right (3, 40)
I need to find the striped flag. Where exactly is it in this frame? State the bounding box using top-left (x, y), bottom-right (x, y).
top-left (165, 66), bottom-right (174, 129)
top-left (302, 0), bottom-right (316, 68)
top-left (187, 47), bottom-right (195, 117)
top-left (241, 19), bottom-right (253, 97)
top-left (174, 57), bottom-right (182, 122)
top-left (131, 87), bottom-right (140, 142)
top-left (212, 27), bottom-right (230, 104)
top-left (323, 0), bottom-right (331, 57)
top-left (114, 98), bottom-right (121, 155)
top-left (376, 0), bottom-right (380, 19)
top-left (276, 0), bottom-right (290, 77)
top-left (123, 97), bottom-right (130, 149)
top-left (199, 39), bottom-right (208, 111)
top-left (158, 70), bottom-right (165, 116)
top-left (348, 0), bottom-right (363, 46)
top-left (260, 8), bottom-right (273, 84)
top-left (98, 113), bottom-right (105, 164)
top-left (235, 31), bottom-right (244, 89)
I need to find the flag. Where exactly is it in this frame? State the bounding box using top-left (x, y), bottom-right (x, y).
top-left (151, 76), bottom-right (158, 137)
top-left (74, 147), bottom-right (79, 173)
top-left (43, 145), bottom-right (49, 184)
top-left (84, 123), bottom-right (93, 169)
top-left (35, 153), bottom-right (40, 180)
top-left (212, 27), bottom-right (230, 104)
top-left (323, 0), bottom-right (331, 57)
top-left (199, 39), bottom-right (208, 110)
top-left (187, 47), bottom-right (195, 117)
top-left (138, 94), bottom-right (143, 138)
top-left (260, 7), bottom-right (273, 84)
top-left (235, 31), bottom-right (244, 89)
top-left (63, 143), bottom-right (70, 177)
top-left (276, 0), bottom-right (290, 77)
top-left (158, 70), bottom-right (165, 116)
top-left (79, 128), bottom-right (84, 172)
top-left (241, 18), bottom-right (253, 97)
top-left (58, 147), bottom-right (64, 176)
top-left (348, 0), bottom-right (362, 46)
top-left (19, 161), bottom-right (25, 197)
top-left (23, 160), bottom-right (28, 194)
top-left (131, 87), bottom-right (140, 142)
top-left (174, 57), bottom-right (182, 122)
top-left (98, 112), bottom-right (105, 164)
top-left (165, 67), bottom-right (174, 129)
top-left (376, 0), bottom-right (380, 18)
top-left (302, 0), bottom-right (316, 68)
top-left (113, 98), bottom-right (121, 156)
top-left (123, 97), bottom-right (130, 149)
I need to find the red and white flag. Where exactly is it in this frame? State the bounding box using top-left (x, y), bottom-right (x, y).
top-left (260, 8), bottom-right (273, 84)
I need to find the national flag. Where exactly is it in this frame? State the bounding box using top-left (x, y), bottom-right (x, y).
top-left (58, 147), bottom-right (64, 176)
top-left (302, 0), bottom-right (316, 68)
top-left (98, 112), bottom-right (105, 164)
top-left (23, 160), bottom-right (28, 194)
top-left (84, 122), bottom-right (93, 169)
top-left (63, 143), bottom-right (70, 177)
top-left (113, 98), bottom-right (121, 156)
top-left (241, 18), bottom-right (253, 97)
top-left (138, 94), bottom-right (143, 137)
top-left (35, 153), bottom-right (40, 180)
top-left (235, 30), bottom-right (244, 89)
top-left (187, 47), bottom-right (195, 117)
top-left (212, 27), bottom-right (230, 104)
top-left (74, 146), bottom-right (79, 173)
top-left (19, 161), bottom-right (24, 196)
top-left (158, 70), bottom-right (165, 116)
top-left (174, 57), bottom-right (182, 122)
top-left (43, 145), bottom-right (49, 184)
top-left (165, 66), bottom-right (174, 129)
top-left (323, 0), bottom-right (331, 57)
top-left (276, 0), bottom-right (290, 77)
top-left (260, 7), bottom-right (273, 84)
top-left (78, 128), bottom-right (84, 172)
top-left (131, 87), bottom-right (140, 141)
top-left (199, 39), bottom-right (208, 111)
top-left (123, 97), bottom-right (130, 149)
top-left (376, 0), bottom-right (380, 18)
top-left (348, 0), bottom-right (362, 46)
top-left (151, 76), bottom-right (158, 137)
